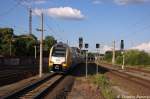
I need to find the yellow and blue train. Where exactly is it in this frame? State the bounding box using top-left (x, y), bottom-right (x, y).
top-left (48, 42), bottom-right (83, 73)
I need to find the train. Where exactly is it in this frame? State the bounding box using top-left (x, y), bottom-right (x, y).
top-left (48, 42), bottom-right (83, 73)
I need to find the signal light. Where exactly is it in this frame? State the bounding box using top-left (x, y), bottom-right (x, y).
top-left (79, 37), bottom-right (83, 49)
top-left (120, 40), bottom-right (124, 50)
top-left (85, 43), bottom-right (88, 49)
top-left (79, 37), bottom-right (83, 44)
top-left (96, 43), bottom-right (100, 48)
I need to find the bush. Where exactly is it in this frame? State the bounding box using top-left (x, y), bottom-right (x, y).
top-left (105, 50), bottom-right (150, 66)
top-left (116, 50), bottom-right (150, 66)
top-left (125, 50), bottom-right (150, 66)
top-left (93, 74), bottom-right (115, 99)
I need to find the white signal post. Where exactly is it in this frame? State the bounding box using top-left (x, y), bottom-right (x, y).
top-left (9, 39), bottom-right (12, 56)
top-left (96, 49), bottom-right (99, 74)
top-left (96, 49), bottom-right (98, 75)
top-left (112, 41), bottom-right (115, 65)
top-left (34, 45), bottom-right (37, 59)
top-left (122, 51), bottom-right (125, 70)
top-left (9, 35), bottom-right (14, 56)
top-left (86, 50), bottom-right (88, 78)
top-left (85, 49), bottom-right (88, 78)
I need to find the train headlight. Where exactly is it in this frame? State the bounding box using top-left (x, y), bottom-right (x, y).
top-left (49, 61), bottom-right (54, 66)
top-left (62, 62), bottom-right (67, 67)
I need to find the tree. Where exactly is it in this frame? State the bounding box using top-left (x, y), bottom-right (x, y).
top-left (43, 36), bottom-right (56, 57)
top-left (0, 28), bottom-right (14, 56)
top-left (0, 27), bottom-right (57, 57)
top-left (44, 36), bottom-right (56, 51)
top-left (124, 50), bottom-right (150, 66)
top-left (14, 34), bottom-right (37, 56)
top-left (104, 51), bottom-right (112, 62)
top-left (88, 52), bottom-right (95, 58)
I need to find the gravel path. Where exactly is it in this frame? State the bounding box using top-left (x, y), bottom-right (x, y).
top-left (67, 63), bottom-right (105, 99)
top-left (67, 77), bottom-right (104, 99)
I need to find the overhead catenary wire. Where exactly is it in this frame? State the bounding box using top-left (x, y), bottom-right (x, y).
top-left (114, 23), bottom-right (150, 46)
top-left (115, 11), bottom-right (150, 44)
top-left (104, 19), bottom-right (150, 51)
top-left (45, 22), bottom-right (65, 42)
top-left (0, 1), bottom-right (21, 18)
top-left (45, 16), bottom-right (66, 42)
top-left (0, 22), bottom-right (28, 34)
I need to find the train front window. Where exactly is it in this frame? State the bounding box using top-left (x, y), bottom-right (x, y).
top-left (52, 47), bottom-right (66, 57)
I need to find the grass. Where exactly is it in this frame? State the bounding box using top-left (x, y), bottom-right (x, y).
top-left (88, 74), bottom-right (116, 99)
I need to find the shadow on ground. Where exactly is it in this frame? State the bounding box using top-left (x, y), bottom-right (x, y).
top-left (70, 63), bottom-right (109, 77)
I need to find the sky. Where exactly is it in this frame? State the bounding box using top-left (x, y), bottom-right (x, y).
top-left (0, 0), bottom-right (150, 53)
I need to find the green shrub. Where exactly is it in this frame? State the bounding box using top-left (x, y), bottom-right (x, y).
top-left (92, 74), bottom-right (115, 99)
top-left (105, 50), bottom-right (150, 66)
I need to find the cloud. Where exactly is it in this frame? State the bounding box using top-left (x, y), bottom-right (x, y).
top-left (19, 0), bottom-right (47, 6)
top-left (130, 42), bottom-right (150, 53)
top-left (101, 45), bottom-right (112, 53)
top-left (32, 8), bottom-right (44, 16)
top-left (114, 0), bottom-right (150, 5)
top-left (92, 0), bottom-right (103, 4)
top-left (33, 7), bottom-right (85, 20)
top-left (33, 0), bottom-right (47, 4)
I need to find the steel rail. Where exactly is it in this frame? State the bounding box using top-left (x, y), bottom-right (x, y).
top-left (3, 73), bottom-right (59, 99)
top-left (109, 69), bottom-right (150, 89)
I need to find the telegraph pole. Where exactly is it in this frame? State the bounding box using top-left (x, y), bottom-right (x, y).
top-left (9, 40), bottom-right (12, 56)
top-left (36, 13), bottom-right (44, 77)
top-left (29, 8), bottom-right (32, 35)
top-left (34, 45), bottom-right (37, 59)
top-left (40, 13), bottom-right (44, 77)
top-left (9, 35), bottom-right (13, 56)
top-left (112, 40), bottom-right (115, 65)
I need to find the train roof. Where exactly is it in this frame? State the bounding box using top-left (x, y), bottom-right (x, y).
top-left (54, 42), bottom-right (69, 48)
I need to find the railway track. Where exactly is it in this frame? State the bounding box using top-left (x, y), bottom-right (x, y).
top-left (107, 69), bottom-right (150, 89)
top-left (0, 65), bottom-right (43, 86)
top-left (3, 73), bottom-right (64, 99)
top-left (101, 63), bottom-right (150, 74)
top-left (96, 63), bottom-right (150, 89)
top-left (0, 70), bottom-right (37, 86)
top-left (100, 63), bottom-right (150, 80)
top-left (126, 67), bottom-right (150, 75)
top-left (0, 70), bottom-right (36, 77)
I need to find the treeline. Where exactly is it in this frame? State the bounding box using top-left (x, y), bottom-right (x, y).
top-left (104, 50), bottom-right (150, 66)
top-left (0, 28), bottom-right (56, 57)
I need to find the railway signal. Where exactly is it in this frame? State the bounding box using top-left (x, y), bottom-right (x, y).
top-left (85, 43), bottom-right (88, 78)
top-left (85, 43), bottom-right (88, 49)
top-left (96, 43), bottom-right (100, 75)
top-left (79, 37), bottom-right (83, 49)
top-left (120, 40), bottom-right (124, 51)
top-left (96, 43), bottom-right (100, 49)
top-left (120, 40), bottom-right (125, 70)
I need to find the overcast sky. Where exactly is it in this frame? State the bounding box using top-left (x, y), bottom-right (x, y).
top-left (0, 0), bottom-right (150, 52)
